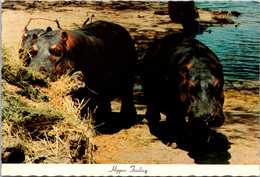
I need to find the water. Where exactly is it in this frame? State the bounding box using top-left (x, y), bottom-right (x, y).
top-left (195, 1), bottom-right (260, 81)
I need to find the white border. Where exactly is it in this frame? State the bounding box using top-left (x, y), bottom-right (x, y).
top-left (1, 164), bottom-right (260, 176)
top-left (1, 0), bottom-right (259, 177)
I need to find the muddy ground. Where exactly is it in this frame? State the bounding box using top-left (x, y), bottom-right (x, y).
top-left (1, 1), bottom-right (259, 164)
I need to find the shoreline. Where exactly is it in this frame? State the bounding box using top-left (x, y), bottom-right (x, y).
top-left (224, 80), bottom-right (259, 92)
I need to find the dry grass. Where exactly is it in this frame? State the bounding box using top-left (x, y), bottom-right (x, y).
top-left (1, 47), bottom-right (96, 164)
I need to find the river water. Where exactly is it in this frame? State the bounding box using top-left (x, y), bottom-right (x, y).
top-left (195, 1), bottom-right (260, 81)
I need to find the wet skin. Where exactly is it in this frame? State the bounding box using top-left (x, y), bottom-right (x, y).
top-left (142, 33), bottom-right (225, 141)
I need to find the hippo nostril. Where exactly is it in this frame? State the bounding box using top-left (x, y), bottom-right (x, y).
top-left (19, 49), bottom-right (24, 53)
top-left (201, 114), bottom-right (212, 122)
top-left (39, 67), bottom-right (47, 72)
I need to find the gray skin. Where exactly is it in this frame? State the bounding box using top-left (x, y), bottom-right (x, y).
top-left (19, 27), bottom-right (52, 66)
top-left (29, 20), bottom-right (137, 127)
top-left (142, 33), bottom-right (225, 141)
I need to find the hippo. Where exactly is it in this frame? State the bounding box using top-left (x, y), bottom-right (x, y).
top-left (168, 1), bottom-right (202, 35)
top-left (29, 20), bottom-right (137, 127)
top-left (19, 27), bottom-right (52, 66)
top-left (168, 1), bottom-right (199, 24)
top-left (142, 33), bottom-right (225, 144)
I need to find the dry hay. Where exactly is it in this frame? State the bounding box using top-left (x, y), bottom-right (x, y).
top-left (1, 47), bottom-right (96, 164)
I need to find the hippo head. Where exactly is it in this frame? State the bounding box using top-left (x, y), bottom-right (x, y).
top-left (19, 27), bottom-right (52, 66)
top-left (29, 30), bottom-right (75, 81)
top-left (178, 58), bottom-right (225, 127)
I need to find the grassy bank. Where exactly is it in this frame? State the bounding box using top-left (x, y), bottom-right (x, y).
top-left (1, 47), bottom-right (96, 164)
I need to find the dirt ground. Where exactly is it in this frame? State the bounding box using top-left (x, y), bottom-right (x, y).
top-left (1, 1), bottom-right (259, 165)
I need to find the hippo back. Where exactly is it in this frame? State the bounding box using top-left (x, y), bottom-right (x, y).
top-left (75, 21), bottom-right (138, 96)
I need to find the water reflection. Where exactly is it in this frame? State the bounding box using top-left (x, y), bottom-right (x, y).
top-left (196, 1), bottom-right (260, 81)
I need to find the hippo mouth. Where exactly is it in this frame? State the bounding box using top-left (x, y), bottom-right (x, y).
top-left (185, 110), bottom-right (225, 128)
top-left (184, 99), bottom-right (225, 128)
top-left (200, 113), bottom-right (225, 127)
top-left (19, 48), bottom-right (30, 58)
top-left (183, 111), bottom-right (225, 143)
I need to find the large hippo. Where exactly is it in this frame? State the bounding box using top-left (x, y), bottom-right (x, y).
top-left (142, 33), bottom-right (225, 144)
top-left (19, 27), bottom-right (52, 66)
top-left (29, 20), bottom-right (137, 127)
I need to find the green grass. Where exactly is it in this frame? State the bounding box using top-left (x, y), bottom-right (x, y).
top-left (1, 47), bottom-right (96, 164)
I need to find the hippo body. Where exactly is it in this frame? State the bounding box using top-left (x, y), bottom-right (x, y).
top-left (142, 33), bottom-right (225, 142)
top-left (30, 20), bottom-right (137, 126)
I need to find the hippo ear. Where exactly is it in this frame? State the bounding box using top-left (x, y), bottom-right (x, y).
top-left (61, 31), bottom-right (68, 42)
top-left (46, 27), bottom-right (52, 33)
top-left (22, 33), bottom-right (28, 46)
top-left (32, 33), bottom-right (38, 43)
top-left (23, 27), bottom-right (28, 34)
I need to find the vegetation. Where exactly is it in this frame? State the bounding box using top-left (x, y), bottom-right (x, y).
top-left (1, 47), bottom-right (96, 164)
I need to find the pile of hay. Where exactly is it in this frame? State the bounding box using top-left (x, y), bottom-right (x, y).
top-left (1, 47), bottom-right (96, 164)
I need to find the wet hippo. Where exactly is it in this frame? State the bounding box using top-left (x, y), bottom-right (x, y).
top-left (29, 20), bottom-right (137, 127)
top-left (19, 27), bottom-right (52, 66)
top-left (142, 33), bottom-right (225, 143)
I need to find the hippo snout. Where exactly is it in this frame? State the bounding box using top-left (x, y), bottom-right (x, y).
top-left (190, 105), bottom-right (225, 127)
top-left (206, 108), bottom-right (225, 127)
top-left (29, 55), bottom-right (53, 73)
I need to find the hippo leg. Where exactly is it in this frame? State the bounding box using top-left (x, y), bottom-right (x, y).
top-left (146, 104), bottom-right (161, 137)
top-left (71, 88), bottom-right (97, 118)
top-left (94, 98), bottom-right (112, 124)
top-left (120, 93), bottom-right (137, 128)
top-left (97, 99), bottom-right (112, 114)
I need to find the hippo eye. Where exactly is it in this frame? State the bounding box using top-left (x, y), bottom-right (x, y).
top-left (213, 83), bottom-right (221, 95)
top-left (50, 46), bottom-right (63, 57)
top-left (212, 79), bottom-right (222, 93)
top-left (55, 48), bottom-right (62, 57)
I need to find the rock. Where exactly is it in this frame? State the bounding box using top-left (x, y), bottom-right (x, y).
top-left (2, 142), bottom-right (25, 163)
top-left (154, 10), bottom-right (167, 15)
top-left (171, 142), bottom-right (178, 149)
top-left (231, 11), bottom-right (241, 17)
